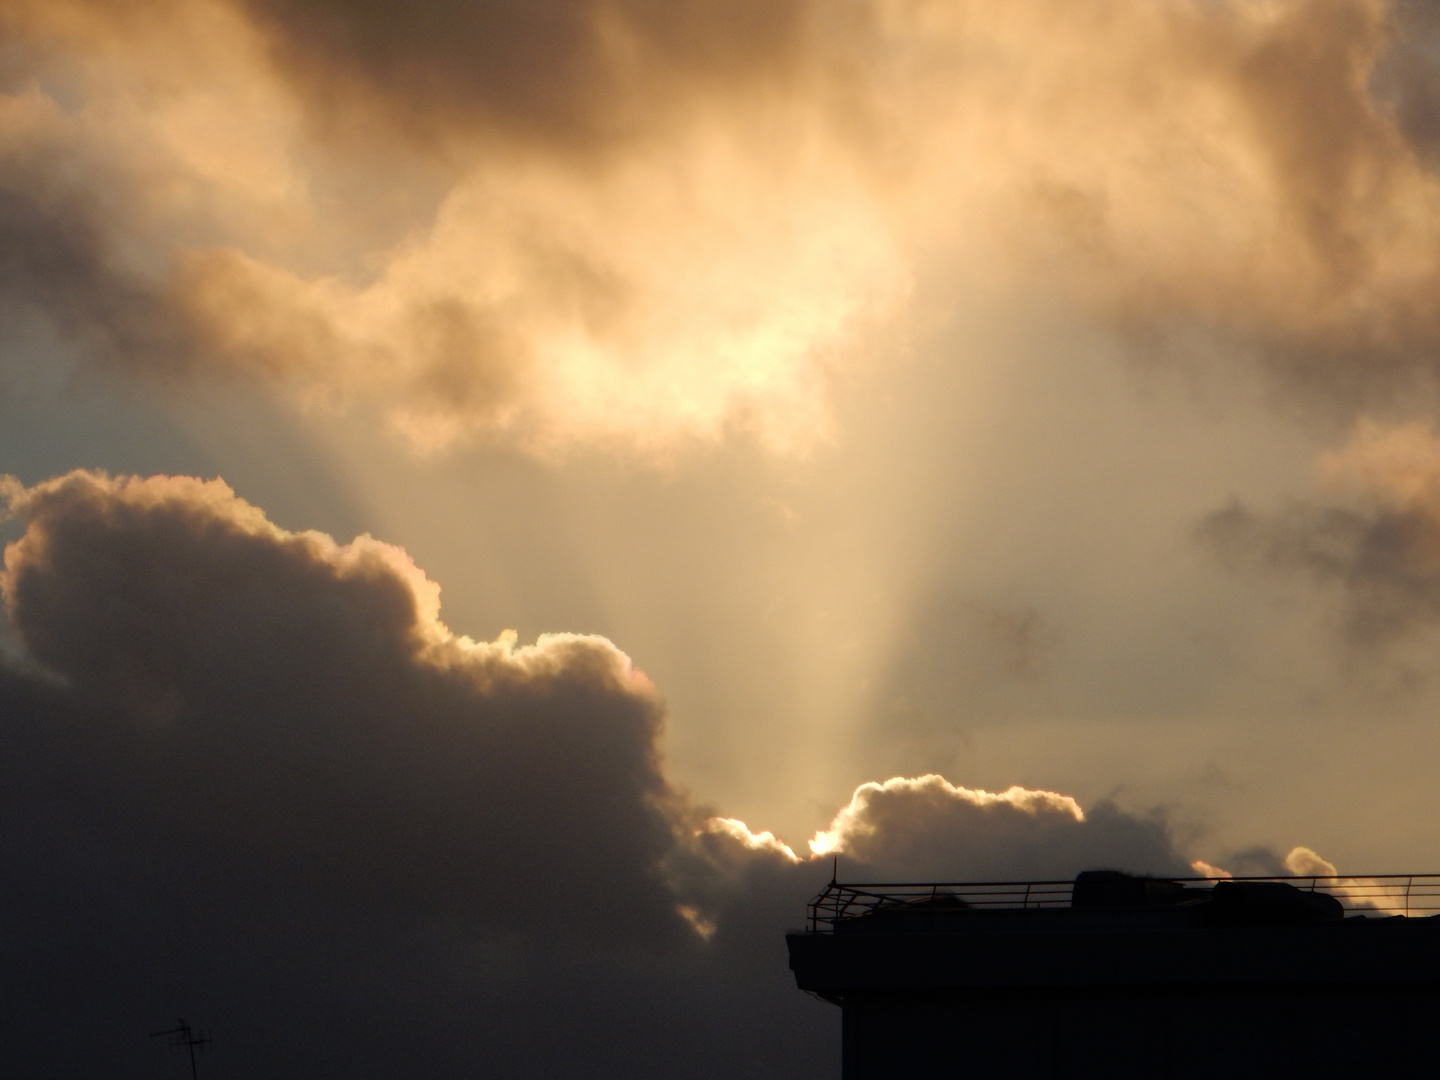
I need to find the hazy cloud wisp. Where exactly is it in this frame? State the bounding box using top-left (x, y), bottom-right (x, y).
top-left (1199, 420), bottom-right (1440, 646)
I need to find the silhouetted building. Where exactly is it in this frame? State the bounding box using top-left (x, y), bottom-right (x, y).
top-left (787, 871), bottom-right (1440, 1077)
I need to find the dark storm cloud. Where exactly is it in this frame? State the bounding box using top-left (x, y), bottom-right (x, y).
top-left (0, 470), bottom-right (690, 940)
top-left (0, 470), bottom-right (1219, 1076)
top-left (0, 462), bottom-right (1191, 928)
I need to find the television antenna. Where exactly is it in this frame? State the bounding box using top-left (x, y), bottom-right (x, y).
top-left (150, 1018), bottom-right (211, 1080)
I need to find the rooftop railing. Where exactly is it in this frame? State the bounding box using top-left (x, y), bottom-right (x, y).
top-left (805, 874), bottom-right (1440, 933)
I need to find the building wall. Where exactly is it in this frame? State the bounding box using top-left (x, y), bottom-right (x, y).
top-left (840, 984), bottom-right (1440, 1078)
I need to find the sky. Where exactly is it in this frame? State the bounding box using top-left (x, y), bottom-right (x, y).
top-left (5, 0), bottom-right (1440, 1076)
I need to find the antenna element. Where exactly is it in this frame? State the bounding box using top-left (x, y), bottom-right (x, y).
top-left (150, 1018), bottom-right (211, 1080)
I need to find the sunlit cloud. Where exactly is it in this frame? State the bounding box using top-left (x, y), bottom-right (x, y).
top-left (809, 775), bottom-right (1086, 858)
top-left (1319, 419), bottom-right (1440, 509)
top-left (1283, 845), bottom-right (1339, 876)
top-left (1189, 859), bottom-right (1234, 879)
top-left (700, 817), bottom-right (800, 864)
top-left (3, 0), bottom-right (1440, 461)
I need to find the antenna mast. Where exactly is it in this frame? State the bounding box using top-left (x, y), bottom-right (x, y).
top-left (151, 1018), bottom-right (211, 1080)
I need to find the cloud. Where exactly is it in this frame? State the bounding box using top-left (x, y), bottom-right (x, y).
top-left (807, 775), bottom-right (1188, 881)
top-left (3, 2), bottom-right (1440, 457)
top-left (0, 88), bottom-right (206, 383)
top-left (1198, 420), bottom-right (1440, 645)
top-left (1190, 859), bottom-right (1234, 879)
top-left (1376, 0), bottom-right (1440, 170)
top-left (0, 468), bottom-right (1267, 1076)
top-left (233, 0), bottom-right (827, 149)
top-left (1284, 845), bottom-right (1339, 876)
top-left (0, 0), bottom-right (907, 458)
top-left (0, 469), bottom-right (692, 940)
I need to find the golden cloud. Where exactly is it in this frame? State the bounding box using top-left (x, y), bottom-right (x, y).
top-left (3, 0), bottom-right (1439, 456)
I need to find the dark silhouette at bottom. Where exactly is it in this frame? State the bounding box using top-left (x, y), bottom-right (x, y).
top-left (788, 870), bottom-right (1440, 1077)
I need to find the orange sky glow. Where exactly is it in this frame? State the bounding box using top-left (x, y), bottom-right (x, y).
top-left (4, 1), bottom-right (1440, 1075)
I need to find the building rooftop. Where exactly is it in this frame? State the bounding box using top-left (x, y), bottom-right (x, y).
top-left (806, 870), bottom-right (1440, 928)
top-left (788, 871), bottom-right (1440, 1076)
top-left (789, 871), bottom-right (1440, 996)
